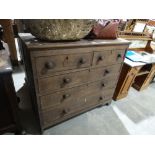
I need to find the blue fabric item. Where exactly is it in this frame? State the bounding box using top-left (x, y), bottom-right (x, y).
top-left (125, 50), bottom-right (143, 62)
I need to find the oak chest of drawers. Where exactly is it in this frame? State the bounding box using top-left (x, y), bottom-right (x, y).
top-left (19, 33), bottom-right (130, 133)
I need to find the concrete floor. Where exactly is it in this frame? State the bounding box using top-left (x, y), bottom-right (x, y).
top-left (12, 65), bottom-right (155, 135)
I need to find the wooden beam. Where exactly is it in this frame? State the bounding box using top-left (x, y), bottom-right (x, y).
top-left (0, 19), bottom-right (18, 65)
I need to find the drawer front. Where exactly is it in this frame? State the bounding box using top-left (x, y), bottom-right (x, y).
top-left (92, 49), bottom-right (125, 67)
top-left (40, 84), bottom-right (87, 110)
top-left (85, 88), bottom-right (114, 106)
top-left (89, 64), bottom-right (121, 82)
top-left (42, 98), bottom-right (87, 128)
top-left (38, 69), bottom-right (89, 94)
top-left (38, 64), bottom-right (121, 94)
top-left (40, 78), bottom-right (117, 110)
top-left (114, 49), bottom-right (125, 64)
top-left (36, 52), bottom-right (92, 77)
top-left (42, 87), bottom-right (114, 128)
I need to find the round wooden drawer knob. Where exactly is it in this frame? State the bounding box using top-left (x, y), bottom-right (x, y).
top-left (117, 54), bottom-right (122, 59)
top-left (79, 58), bottom-right (86, 64)
top-left (63, 78), bottom-right (71, 84)
top-left (104, 69), bottom-right (109, 75)
top-left (99, 96), bottom-right (103, 100)
top-left (45, 61), bottom-right (55, 69)
top-left (101, 83), bottom-right (105, 87)
top-left (63, 94), bottom-right (70, 99)
top-left (98, 56), bottom-right (103, 61)
top-left (62, 108), bottom-right (70, 114)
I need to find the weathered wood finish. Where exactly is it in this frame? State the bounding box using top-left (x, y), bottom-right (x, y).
top-left (92, 49), bottom-right (125, 67)
top-left (40, 78), bottom-right (117, 110)
top-left (38, 64), bottom-right (121, 94)
top-left (36, 51), bottom-right (92, 77)
top-left (19, 33), bottom-right (130, 133)
top-left (42, 87), bottom-right (115, 128)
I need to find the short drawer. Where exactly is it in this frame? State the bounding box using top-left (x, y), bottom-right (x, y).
top-left (85, 88), bottom-right (114, 106)
top-left (38, 69), bottom-right (89, 94)
top-left (35, 52), bottom-right (92, 77)
top-left (92, 49), bottom-right (125, 67)
top-left (114, 49), bottom-right (125, 64)
top-left (89, 64), bottom-right (121, 82)
top-left (40, 78), bottom-right (116, 110)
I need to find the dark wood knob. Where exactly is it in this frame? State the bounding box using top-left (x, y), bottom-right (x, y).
top-left (63, 94), bottom-right (70, 99)
top-left (101, 83), bottom-right (105, 87)
top-left (117, 54), bottom-right (122, 59)
top-left (79, 58), bottom-right (86, 64)
top-left (99, 96), bottom-right (103, 100)
top-left (63, 78), bottom-right (71, 84)
top-left (104, 69), bottom-right (109, 76)
top-left (98, 56), bottom-right (103, 61)
top-left (45, 61), bottom-right (55, 69)
top-left (62, 108), bottom-right (70, 114)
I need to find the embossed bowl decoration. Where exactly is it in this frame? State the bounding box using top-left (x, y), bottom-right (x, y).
top-left (24, 19), bottom-right (95, 41)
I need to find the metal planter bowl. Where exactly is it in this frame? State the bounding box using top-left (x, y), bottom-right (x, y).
top-left (24, 19), bottom-right (94, 41)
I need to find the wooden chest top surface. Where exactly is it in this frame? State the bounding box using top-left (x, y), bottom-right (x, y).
top-left (19, 33), bottom-right (130, 50)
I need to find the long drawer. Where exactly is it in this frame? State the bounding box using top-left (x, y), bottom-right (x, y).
top-left (38, 69), bottom-right (89, 94)
top-left (38, 64), bottom-right (121, 94)
top-left (41, 87), bottom-right (115, 128)
top-left (40, 78), bottom-right (117, 110)
top-left (35, 52), bottom-right (92, 77)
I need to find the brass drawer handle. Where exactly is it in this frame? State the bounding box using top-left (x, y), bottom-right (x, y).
top-left (63, 78), bottom-right (71, 84)
top-left (45, 61), bottom-right (55, 69)
top-left (79, 58), bottom-right (86, 65)
top-left (62, 94), bottom-right (70, 99)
